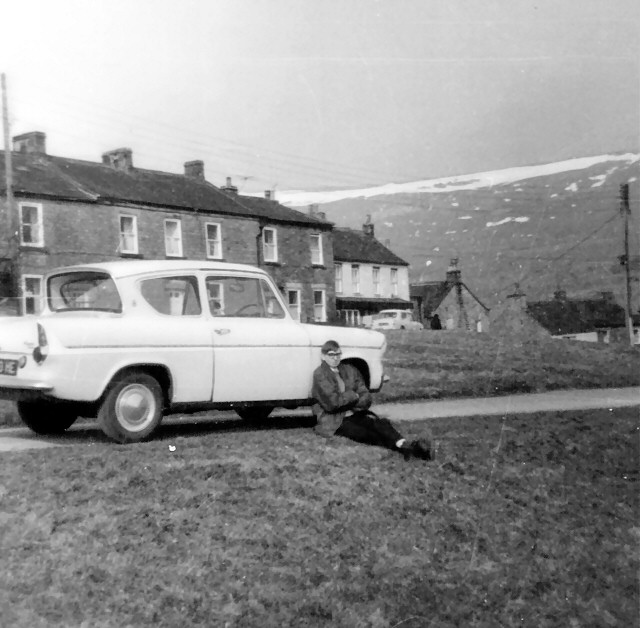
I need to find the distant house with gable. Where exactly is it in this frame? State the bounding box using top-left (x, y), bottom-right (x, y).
top-left (410, 258), bottom-right (490, 331)
top-left (332, 217), bottom-right (412, 326)
top-left (490, 286), bottom-right (639, 344)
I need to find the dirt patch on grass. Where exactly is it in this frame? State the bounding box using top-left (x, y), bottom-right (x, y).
top-left (0, 408), bottom-right (637, 627)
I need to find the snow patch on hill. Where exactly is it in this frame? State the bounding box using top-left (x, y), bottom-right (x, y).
top-left (278, 153), bottom-right (639, 207)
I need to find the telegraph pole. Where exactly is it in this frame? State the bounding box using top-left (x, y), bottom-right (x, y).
top-left (1, 73), bottom-right (19, 312)
top-left (620, 183), bottom-right (633, 345)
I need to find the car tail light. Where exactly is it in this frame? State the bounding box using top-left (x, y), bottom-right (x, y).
top-left (33, 323), bottom-right (49, 364)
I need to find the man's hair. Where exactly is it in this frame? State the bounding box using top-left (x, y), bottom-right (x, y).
top-left (321, 339), bottom-right (341, 354)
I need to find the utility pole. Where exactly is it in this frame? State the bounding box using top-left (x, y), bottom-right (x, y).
top-left (2, 73), bottom-right (19, 313)
top-left (620, 183), bottom-right (634, 345)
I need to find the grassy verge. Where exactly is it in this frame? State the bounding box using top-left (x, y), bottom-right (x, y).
top-left (376, 330), bottom-right (640, 402)
top-left (1, 407), bottom-right (638, 627)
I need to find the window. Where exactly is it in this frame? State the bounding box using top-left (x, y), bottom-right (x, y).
top-left (313, 289), bottom-right (326, 322)
top-left (351, 264), bottom-right (360, 293)
top-left (373, 266), bottom-right (381, 296)
top-left (205, 222), bottom-right (223, 259)
top-left (287, 289), bottom-right (301, 321)
top-left (164, 219), bottom-right (183, 257)
top-left (339, 309), bottom-right (360, 327)
top-left (119, 215), bottom-right (138, 254)
top-left (335, 263), bottom-right (343, 293)
top-left (19, 203), bottom-right (43, 247)
top-left (22, 275), bottom-right (43, 315)
top-left (205, 276), bottom-right (285, 318)
top-left (48, 272), bottom-right (122, 313)
top-left (390, 268), bottom-right (398, 296)
top-left (139, 276), bottom-right (201, 316)
top-left (310, 234), bottom-right (323, 265)
top-left (263, 227), bottom-right (278, 262)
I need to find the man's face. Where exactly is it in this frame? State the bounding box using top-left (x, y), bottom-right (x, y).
top-left (321, 349), bottom-right (342, 368)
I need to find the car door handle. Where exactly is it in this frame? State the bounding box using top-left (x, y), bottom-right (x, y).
top-left (214, 328), bottom-right (231, 335)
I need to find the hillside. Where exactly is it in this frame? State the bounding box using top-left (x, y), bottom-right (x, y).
top-left (280, 154), bottom-right (640, 308)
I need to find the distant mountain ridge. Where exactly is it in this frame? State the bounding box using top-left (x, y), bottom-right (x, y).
top-left (280, 153), bottom-right (640, 309)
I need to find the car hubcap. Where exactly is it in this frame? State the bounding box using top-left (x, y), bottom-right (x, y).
top-left (115, 384), bottom-right (156, 432)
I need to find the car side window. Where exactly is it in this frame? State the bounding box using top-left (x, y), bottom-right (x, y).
top-left (205, 275), bottom-right (285, 318)
top-left (139, 276), bottom-right (201, 316)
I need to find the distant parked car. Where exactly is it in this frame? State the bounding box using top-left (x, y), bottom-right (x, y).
top-left (0, 260), bottom-right (387, 443)
top-left (371, 309), bottom-right (423, 331)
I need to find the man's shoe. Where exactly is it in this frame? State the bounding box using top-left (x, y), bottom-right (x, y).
top-left (408, 438), bottom-right (433, 461)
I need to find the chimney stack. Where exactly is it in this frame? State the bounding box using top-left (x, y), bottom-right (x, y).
top-left (102, 148), bottom-right (133, 171)
top-left (13, 131), bottom-right (46, 154)
top-left (264, 190), bottom-right (272, 200)
top-left (446, 258), bottom-right (461, 284)
top-left (362, 214), bottom-right (374, 237)
top-left (309, 203), bottom-right (326, 220)
top-left (221, 177), bottom-right (238, 194)
top-left (184, 160), bottom-right (205, 180)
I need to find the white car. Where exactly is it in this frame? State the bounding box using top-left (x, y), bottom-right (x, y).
top-left (0, 260), bottom-right (387, 443)
top-left (371, 309), bottom-right (423, 331)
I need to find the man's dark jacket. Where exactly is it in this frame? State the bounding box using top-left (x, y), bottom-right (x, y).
top-left (311, 361), bottom-right (372, 437)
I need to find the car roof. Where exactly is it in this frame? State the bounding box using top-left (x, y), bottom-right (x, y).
top-left (45, 259), bottom-right (269, 280)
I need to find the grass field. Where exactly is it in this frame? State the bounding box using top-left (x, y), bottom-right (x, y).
top-left (1, 407), bottom-right (638, 627)
top-left (1, 330), bottom-right (638, 428)
top-left (376, 330), bottom-right (640, 403)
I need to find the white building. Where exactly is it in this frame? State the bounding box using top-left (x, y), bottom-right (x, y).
top-left (333, 221), bottom-right (412, 326)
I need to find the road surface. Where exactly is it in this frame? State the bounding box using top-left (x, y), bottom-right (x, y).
top-left (0, 386), bottom-right (638, 452)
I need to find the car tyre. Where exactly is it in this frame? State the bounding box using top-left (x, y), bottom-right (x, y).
top-left (98, 372), bottom-right (164, 443)
top-left (17, 400), bottom-right (79, 435)
top-left (235, 406), bottom-right (273, 423)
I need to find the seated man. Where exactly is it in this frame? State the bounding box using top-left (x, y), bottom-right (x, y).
top-left (312, 340), bottom-right (433, 461)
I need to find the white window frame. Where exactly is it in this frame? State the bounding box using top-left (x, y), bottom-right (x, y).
top-left (310, 234), bottom-right (323, 266)
top-left (335, 263), bottom-right (343, 294)
top-left (207, 280), bottom-right (225, 315)
top-left (119, 214), bottom-right (138, 254)
top-left (22, 274), bottom-right (43, 315)
top-left (351, 264), bottom-right (360, 294)
top-left (391, 267), bottom-right (398, 297)
top-left (313, 289), bottom-right (327, 322)
top-left (373, 266), bottom-right (381, 296)
top-left (263, 227), bottom-right (278, 263)
top-left (19, 202), bottom-right (44, 247)
top-left (164, 219), bottom-right (183, 257)
top-left (287, 288), bottom-right (301, 321)
top-left (205, 222), bottom-right (223, 259)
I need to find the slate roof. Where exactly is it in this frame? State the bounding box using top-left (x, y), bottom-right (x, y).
top-left (332, 228), bottom-right (408, 265)
top-left (526, 296), bottom-right (627, 335)
top-left (234, 194), bottom-right (332, 228)
top-left (410, 281), bottom-right (452, 314)
top-left (410, 280), bottom-right (490, 314)
top-left (0, 151), bottom-right (328, 227)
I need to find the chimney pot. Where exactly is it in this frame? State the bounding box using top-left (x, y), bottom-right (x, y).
top-left (184, 160), bottom-right (205, 180)
top-left (221, 177), bottom-right (238, 194)
top-left (265, 190), bottom-right (271, 200)
top-left (13, 131), bottom-right (46, 154)
top-left (102, 148), bottom-right (133, 171)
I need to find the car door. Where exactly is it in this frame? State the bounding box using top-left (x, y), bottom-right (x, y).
top-left (204, 273), bottom-right (313, 402)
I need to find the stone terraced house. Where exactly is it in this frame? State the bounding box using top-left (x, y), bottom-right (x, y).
top-left (0, 132), bottom-right (333, 322)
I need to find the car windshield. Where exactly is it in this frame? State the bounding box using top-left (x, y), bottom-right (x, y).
top-left (48, 271), bottom-right (122, 313)
top-left (378, 311), bottom-right (398, 319)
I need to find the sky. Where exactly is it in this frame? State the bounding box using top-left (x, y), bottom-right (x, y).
top-left (1, 0), bottom-right (638, 195)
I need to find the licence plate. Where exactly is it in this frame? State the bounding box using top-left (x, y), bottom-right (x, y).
top-left (0, 359), bottom-right (18, 376)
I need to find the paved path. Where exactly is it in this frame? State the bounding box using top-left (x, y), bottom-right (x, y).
top-left (0, 387), bottom-right (638, 452)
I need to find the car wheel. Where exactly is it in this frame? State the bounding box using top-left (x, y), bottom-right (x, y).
top-left (235, 407), bottom-right (273, 423)
top-left (98, 372), bottom-right (164, 443)
top-left (17, 400), bottom-right (79, 435)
